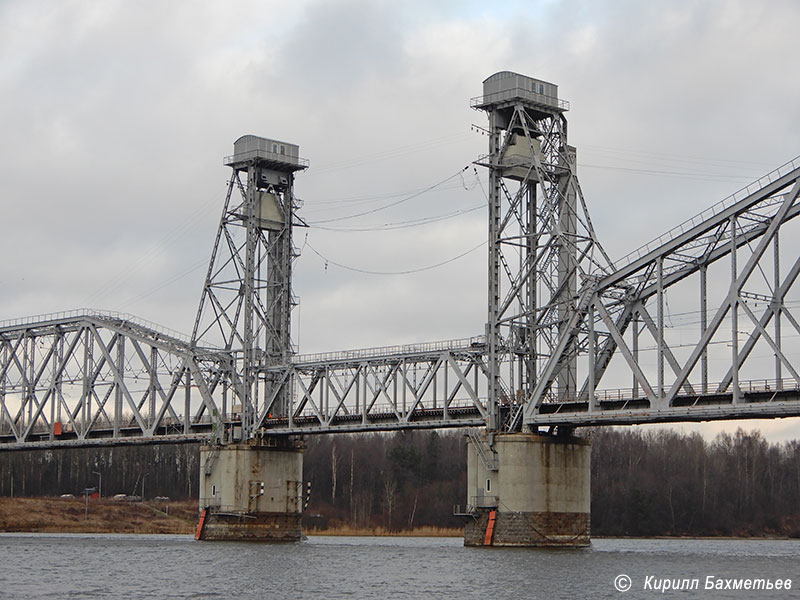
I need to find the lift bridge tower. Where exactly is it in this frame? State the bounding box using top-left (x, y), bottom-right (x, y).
top-left (474, 72), bottom-right (612, 432)
top-left (463, 72), bottom-right (609, 546)
top-left (192, 136), bottom-right (308, 441)
top-left (193, 136), bottom-right (310, 541)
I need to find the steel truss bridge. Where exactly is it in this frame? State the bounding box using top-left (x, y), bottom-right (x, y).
top-left (3, 74), bottom-right (800, 450)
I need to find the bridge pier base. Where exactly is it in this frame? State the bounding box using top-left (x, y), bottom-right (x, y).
top-left (196, 439), bottom-right (304, 542)
top-left (463, 432), bottom-right (591, 547)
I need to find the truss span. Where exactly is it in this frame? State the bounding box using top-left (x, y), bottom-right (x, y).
top-left (521, 155), bottom-right (800, 429)
top-left (0, 313), bottom-right (227, 449)
top-left (3, 96), bottom-right (800, 447)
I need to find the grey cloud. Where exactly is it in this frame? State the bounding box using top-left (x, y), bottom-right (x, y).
top-left (2, 0), bottom-right (800, 440)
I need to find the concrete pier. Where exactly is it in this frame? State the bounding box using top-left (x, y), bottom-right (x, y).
top-left (463, 432), bottom-right (590, 547)
top-left (196, 439), bottom-right (304, 541)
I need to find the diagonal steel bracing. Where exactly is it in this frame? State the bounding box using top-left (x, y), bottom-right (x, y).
top-left (3, 78), bottom-right (800, 448)
top-left (523, 156), bottom-right (800, 427)
top-left (255, 340), bottom-right (490, 435)
top-left (0, 311), bottom-right (225, 449)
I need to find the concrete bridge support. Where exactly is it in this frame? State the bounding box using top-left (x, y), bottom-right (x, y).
top-left (463, 432), bottom-right (590, 547)
top-left (196, 439), bottom-right (304, 541)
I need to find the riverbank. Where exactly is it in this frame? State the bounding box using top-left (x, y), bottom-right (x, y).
top-left (0, 497), bottom-right (197, 534)
top-left (6, 499), bottom-right (793, 539)
top-left (0, 498), bottom-right (464, 537)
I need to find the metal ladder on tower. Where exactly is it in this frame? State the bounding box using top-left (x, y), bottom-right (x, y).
top-left (468, 429), bottom-right (498, 471)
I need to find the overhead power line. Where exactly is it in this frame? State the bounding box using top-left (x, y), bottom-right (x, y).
top-left (305, 240), bottom-right (486, 276)
top-left (307, 166), bottom-right (470, 225)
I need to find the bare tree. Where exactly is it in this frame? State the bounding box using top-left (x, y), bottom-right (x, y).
top-left (331, 443), bottom-right (339, 502)
top-left (383, 475), bottom-right (397, 531)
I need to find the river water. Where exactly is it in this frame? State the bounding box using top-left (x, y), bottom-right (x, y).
top-left (0, 534), bottom-right (798, 599)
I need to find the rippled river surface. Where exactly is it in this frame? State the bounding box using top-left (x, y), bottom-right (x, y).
top-left (1, 534), bottom-right (799, 599)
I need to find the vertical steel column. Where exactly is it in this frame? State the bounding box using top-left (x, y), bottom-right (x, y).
top-left (557, 145), bottom-right (578, 401)
top-left (49, 333), bottom-right (58, 440)
top-left (1, 342), bottom-right (6, 434)
top-left (486, 110), bottom-right (502, 431)
top-left (632, 314), bottom-right (639, 398)
top-left (114, 335), bottom-right (124, 437)
top-left (184, 368), bottom-right (191, 435)
top-left (26, 334), bottom-right (33, 431)
top-left (149, 346), bottom-right (157, 427)
top-left (241, 165), bottom-right (258, 441)
top-left (773, 233), bottom-right (782, 389)
top-left (700, 264), bottom-right (708, 394)
top-left (588, 301), bottom-right (596, 413)
top-left (730, 216), bottom-right (740, 403)
top-left (524, 184), bottom-right (537, 408)
top-left (360, 364), bottom-right (367, 426)
top-left (657, 257), bottom-right (665, 403)
top-left (81, 327), bottom-right (90, 436)
top-left (55, 333), bottom-right (63, 425)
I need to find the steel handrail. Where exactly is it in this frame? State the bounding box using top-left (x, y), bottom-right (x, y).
top-left (0, 308), bottom-right (195, 343)
top-left (293, 335), bottom-right (486, 365)
top-left (614, 155), bottom-right (800, 269)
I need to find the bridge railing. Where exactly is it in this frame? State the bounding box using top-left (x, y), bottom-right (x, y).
top-left (563, 377), bottom-right (800, 407)
top-left (0, 414), bottom-right (215, 438)
top-left (470, 87), bottom-right (570, 111)
top-left (293, 335), bottom-right (486, 365)
top-left (288, 396), bottom-right (483, 422)
top-left (0, 308), bottom-right (195, 346)
top-left (614, 155), bottom-right (800, 269)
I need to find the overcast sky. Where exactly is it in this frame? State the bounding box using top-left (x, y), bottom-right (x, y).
top-left (2, 0), bottom-right (800, 441)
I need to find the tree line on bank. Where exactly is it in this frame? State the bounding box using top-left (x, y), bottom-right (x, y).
top-left (0, 444), bottom-right (200, 500)
top-left (2, 427), bottom-right (799, 536)
top-left (304, 427), bottom-right (800, 536)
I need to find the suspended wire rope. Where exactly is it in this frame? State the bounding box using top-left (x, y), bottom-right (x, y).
top-left (578, 163), bottom-right (757, 183)
top-left (580, 143), bottom-right (776, 170)
top-left (309, 132), bottom-right (473, 175)
top-left (120, 258), bottom-right (209, 308)
top-left (82, 191), bottom-right (221, 305)
top-left (302, 169), bottom-right (483, 214)
top-left (312, 203), bottom-right (485, 232)
top-left (104, 136), bottom-right (781, 303)
top-left (307, 166), bottom-right (471, 225)
top-left (305, 240), bottom-right (486, 276)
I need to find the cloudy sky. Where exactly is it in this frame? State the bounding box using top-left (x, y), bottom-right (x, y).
top-left (2, 0), bottom-right (800, 440)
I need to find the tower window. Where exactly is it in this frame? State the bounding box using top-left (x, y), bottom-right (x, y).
top-left (486, 478), bottom-right (491, 492)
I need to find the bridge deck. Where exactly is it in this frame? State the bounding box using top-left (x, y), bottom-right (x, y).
top-left (4, 379), bottom-right (799, 450)
top-left (531, 388), bottom-right (800, 427)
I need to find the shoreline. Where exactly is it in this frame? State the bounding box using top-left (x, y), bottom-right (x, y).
top-left (1, 498), bottom-right (797, 540)
top-left (0, 496), bottom-right (197, 535)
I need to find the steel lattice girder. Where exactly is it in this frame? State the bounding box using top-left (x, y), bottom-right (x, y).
top-left (0, 313), bottom-right (227, 449)
top-left (523, 157), bottom-right (800, 426)
top-left (254, 346), bottom-right (490, 435)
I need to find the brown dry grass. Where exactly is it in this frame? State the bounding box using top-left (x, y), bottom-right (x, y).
top-left (0, 497), bottom-right (198, 534)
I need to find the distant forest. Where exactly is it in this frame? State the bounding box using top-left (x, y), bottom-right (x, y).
top-left (2, 428), bottom-right (799, 537)
top-left (304, 428), bottom-right (800, 537)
